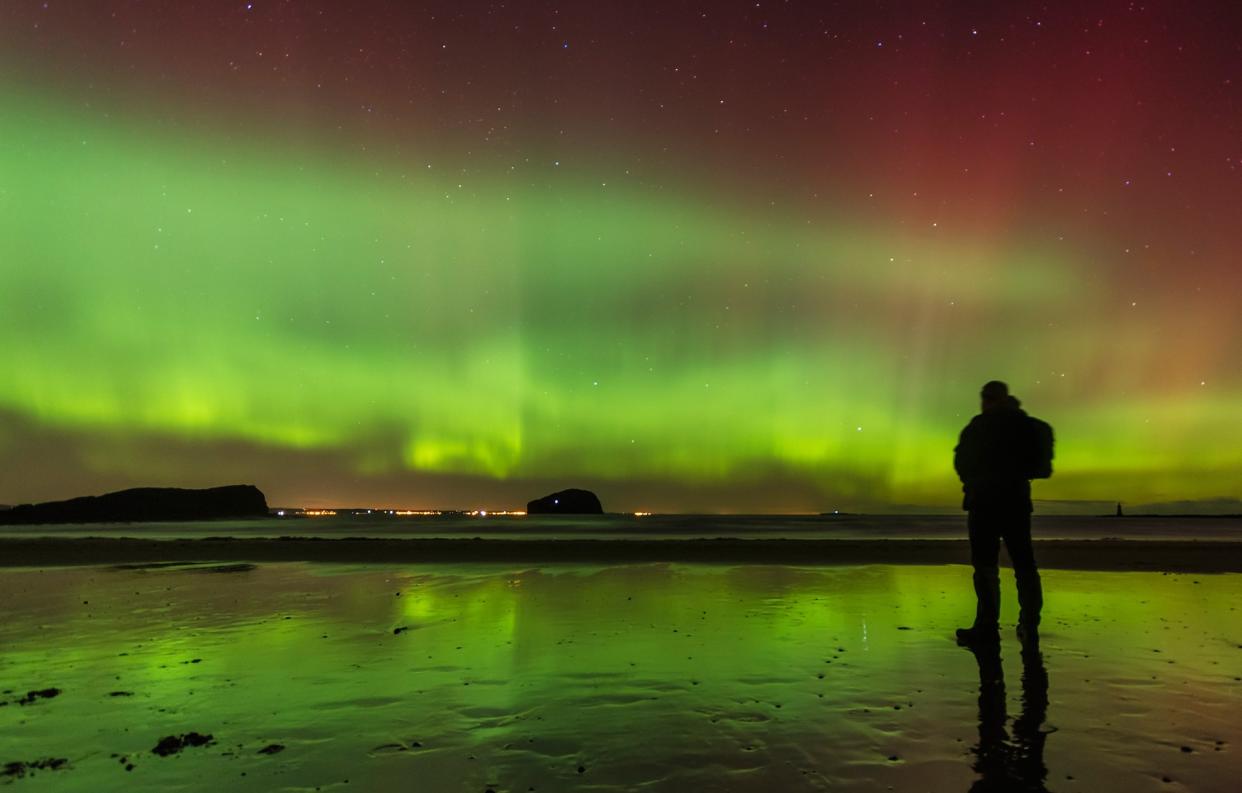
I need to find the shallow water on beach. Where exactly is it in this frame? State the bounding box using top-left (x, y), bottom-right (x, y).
top-left (1, 563), bottom-right (1239, 792)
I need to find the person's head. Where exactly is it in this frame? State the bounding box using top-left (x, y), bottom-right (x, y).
top-left (980, 380), bottom-right (1009, 412)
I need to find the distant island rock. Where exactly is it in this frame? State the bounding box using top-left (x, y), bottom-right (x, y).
top-left (526, 488), bottom-right (603, 515)
top-left (0, 485), bottom-right (269, 525)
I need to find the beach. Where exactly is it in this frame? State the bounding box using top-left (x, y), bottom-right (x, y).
top-left (2, 562), bottom-right (1239, 791)
top-left (2, 527), bottom-right (1241, 791)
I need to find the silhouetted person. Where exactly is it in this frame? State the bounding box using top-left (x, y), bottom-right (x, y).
top-left (966, 643), bottom-right (1050, 792)
top-left (954, 380), bottom-right (1044, 647)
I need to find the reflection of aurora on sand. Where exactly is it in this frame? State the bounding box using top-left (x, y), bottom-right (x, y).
top-left (2, 563), bottom-right (1238, 791)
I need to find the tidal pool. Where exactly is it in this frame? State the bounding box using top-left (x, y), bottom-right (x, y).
top-left (1, 563), bottom-right (1238, 791)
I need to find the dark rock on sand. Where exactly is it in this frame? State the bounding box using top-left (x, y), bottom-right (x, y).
top-left (152, 732), bottom-right (215, 756)
top-left (526, 489), bottom-right (603, 515)
top-left (200, 563), bottom-right (258, 573)
top-left (113, 562), bottom-right (257, 573)
top-left (0, 485), bottom-right (269, 525)
top-left (17, 688), bottom-right (60, 705)
top-left (2, 758), bottom-right (68, 778)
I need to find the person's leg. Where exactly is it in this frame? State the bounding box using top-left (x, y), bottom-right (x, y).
top-left (1010, 647), bottom-right (1050, 786)
top-left (968, 642), bottom-right (1007, 785)
top-left (1002, 512), bottom-right (1043, 631)
top-left (968, 511), bottom-right (1002, 632)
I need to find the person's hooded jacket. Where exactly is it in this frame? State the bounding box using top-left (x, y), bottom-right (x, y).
top-left (954, 396), bottom-right (1034, 513)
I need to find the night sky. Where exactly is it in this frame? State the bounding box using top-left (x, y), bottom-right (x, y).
top-left (2, 2), bottom-right (1240, 512)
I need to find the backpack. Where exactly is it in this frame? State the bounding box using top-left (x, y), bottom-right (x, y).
top-left (1026, 416), bottom-right (1055, 479)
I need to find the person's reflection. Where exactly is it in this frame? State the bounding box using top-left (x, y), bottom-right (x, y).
top-left (966, 642), bottom-right (1050, 792)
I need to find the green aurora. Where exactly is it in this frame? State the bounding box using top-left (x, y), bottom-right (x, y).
top-left (2, 90), bottom-right (1239, 510)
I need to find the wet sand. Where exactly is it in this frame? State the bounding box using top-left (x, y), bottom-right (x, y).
top-left (1, 535), bottom-right (1241, 572)
top-left (1, 562), bottom-right (1238, 792)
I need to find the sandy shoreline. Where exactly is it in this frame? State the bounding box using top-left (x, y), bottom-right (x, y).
top-left (5, 562), bottom-right (1239, 791)
top-left (2, 536), bottom-right (1241, 571)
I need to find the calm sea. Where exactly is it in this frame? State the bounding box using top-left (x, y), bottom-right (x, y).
top-left (2, 513), bottom-right (1240, 541)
